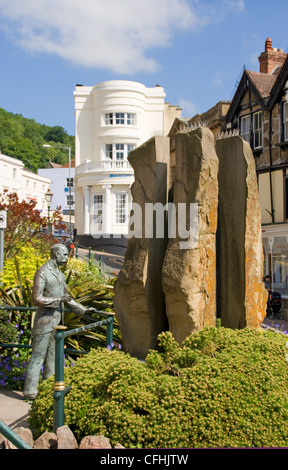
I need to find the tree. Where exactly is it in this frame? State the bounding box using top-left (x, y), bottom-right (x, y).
top-left (44, 126), bottom-right (67, 143)
top-left (0, 190), bottom-right (65, 259)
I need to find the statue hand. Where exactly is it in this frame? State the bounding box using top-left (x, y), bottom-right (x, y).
top-left (60, 295), bottom-right (72, 302)
top-left (85, 307), bottom-right (96, 314)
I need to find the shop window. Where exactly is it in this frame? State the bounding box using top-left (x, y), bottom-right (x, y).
top-left (263, 235), bottom-right (288, 296)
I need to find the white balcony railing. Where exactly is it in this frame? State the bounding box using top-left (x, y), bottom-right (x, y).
top-left (76, 160), bottom-right (133, 175)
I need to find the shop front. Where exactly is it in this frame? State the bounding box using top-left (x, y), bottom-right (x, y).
top-left (262, 224), bottom-right (288, 318)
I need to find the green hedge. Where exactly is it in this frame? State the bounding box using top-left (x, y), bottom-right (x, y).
top-left (29, 326), bottom-right (288, 448)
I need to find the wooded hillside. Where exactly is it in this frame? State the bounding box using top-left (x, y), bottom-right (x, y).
top-left (0, 107), bottom-right (75, 172)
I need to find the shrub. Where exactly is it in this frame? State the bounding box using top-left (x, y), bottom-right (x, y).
top-left (1, 245), bottom-right (49, 289)
top-left (0, 351), bottom-right (29, 389)
top-left (0, 311), bottom-right (30, 389)
top-left (29, 326), bottom-right (288, 448)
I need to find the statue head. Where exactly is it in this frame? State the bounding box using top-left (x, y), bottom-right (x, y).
top-left (50, 243), bottom-right (69, 266)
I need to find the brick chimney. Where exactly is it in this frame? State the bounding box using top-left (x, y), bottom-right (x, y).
top-left (258, 37), bottom-right (287, 74)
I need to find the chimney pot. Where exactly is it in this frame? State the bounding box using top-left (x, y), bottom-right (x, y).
top-left (259, 37), bottom-right (287, 73)
top-left (265, 37), bottom-right (272, 51)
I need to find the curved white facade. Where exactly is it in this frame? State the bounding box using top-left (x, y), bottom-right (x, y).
top-left (74, 80), bottom-right (181, 238)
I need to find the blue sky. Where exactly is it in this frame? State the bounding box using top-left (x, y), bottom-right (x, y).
top-left (0, 0), bottom-right (288, 136)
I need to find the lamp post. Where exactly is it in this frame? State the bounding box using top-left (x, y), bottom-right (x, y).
top-left (45, 188), bottom-right (53, 233)
top-left (43, 144), bottom-right (72, 237)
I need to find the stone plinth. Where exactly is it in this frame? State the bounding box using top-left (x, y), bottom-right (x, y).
top-left (114, 136), bottom-right (170, 359)
top-left (216, 135), bottom-right (267, 328)
top-left (162, 127), bottom-right (219, 344)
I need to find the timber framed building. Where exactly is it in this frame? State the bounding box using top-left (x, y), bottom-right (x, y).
top-left (225, 38), bottom-right (288, 302)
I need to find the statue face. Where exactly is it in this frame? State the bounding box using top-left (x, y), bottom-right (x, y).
top-left (55, 246), bottom-right (69, 266)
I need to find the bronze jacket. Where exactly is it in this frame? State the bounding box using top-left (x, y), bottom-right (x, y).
top-left (32, 258), bottom-right (86, 335)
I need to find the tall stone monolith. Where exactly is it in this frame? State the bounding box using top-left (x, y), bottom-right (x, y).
top-left (216, 134), bottom-right (267, 328)
top-left (114, 136), bottom-right (170, 359)
top-left (161, 127), bottom-right (219, 345)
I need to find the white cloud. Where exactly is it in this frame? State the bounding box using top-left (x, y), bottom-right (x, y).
top-left (0, 0), bottom-right (245, 74)
top-left (178, 99), bottom-right (198, 118)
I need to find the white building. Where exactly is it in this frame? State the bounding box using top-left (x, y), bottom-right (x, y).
top-left (38, 161), bottom-right (75, 235)
top-left (73, 80), bottom-right (181, 246)
top-left (0, 152), bottom-right (50, 214)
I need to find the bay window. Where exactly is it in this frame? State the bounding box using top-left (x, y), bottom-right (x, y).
top-left (105, 143), bottom-right (136, 160)
top-left (104, 112), bottom-right (136, 126)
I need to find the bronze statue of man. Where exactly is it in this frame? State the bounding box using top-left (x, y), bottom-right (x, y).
top-left (23, 243), bottom-right (95, 400)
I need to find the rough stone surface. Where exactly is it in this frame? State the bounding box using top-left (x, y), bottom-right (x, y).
top-left (162, 127), bottom-right (219, 344)
top-left (216, 135), bottom-right (267, 328)
top-left (114, 442), bottom-right (125, 448)
top-left (1, 427), bottom-right (125, 449)
top-left (33, 431), bottom-right (58, 449)
top-left (79, 435), bottom-right (112, 449)
top-left (2, 426), bottom-right (34, 449)
top-left (114, 136), bottom-right (170, 358)
top-left (56, 425), bottom-right (78, 449)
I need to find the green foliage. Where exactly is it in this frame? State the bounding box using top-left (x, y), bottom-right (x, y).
top-left (29, 326), bottom-right (288, 448)
top-left (0, 350), bottom-right (29, 389)
top-left (0, 107), bottom-right (74, 171)
top-left (0, 310), bottom-right (18, 345)
top-left (0, 310), bottom-right (31, 389)
top-left (1, 245), bottom-right (49, 289)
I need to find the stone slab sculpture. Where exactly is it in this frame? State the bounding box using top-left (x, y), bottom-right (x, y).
top-left (114, 136), bottom-right (170, 359)
top-left (216, 134), bottom-right (267, 328)
top-left (161, 127), bottom-right (219, 344)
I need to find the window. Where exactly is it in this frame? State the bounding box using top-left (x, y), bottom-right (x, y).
top-left (253, 112), bottom-right (262, 148)
top-left (93, 194), bottom-right (103, 225)
top-left (104, 112), bottom-right (136, 126)
top-left (13, 168), bottom-right (17, 178)
top-left (66, 195), bottom-right (74, 206)
top-left (240, 115), bottom-right (251, 143)
top-left (66, 178), bottom-right (74, 187)
top-left (105, 143), bottom-right (136, 160)
top-left (127, 144), bottom-right (135, 154)
top-left (127, 113), bottom-right (135, 126)
top-left (283, 102), bottom-right (288, 141)
top-left (285, 177), bottom-right (288, 219)
top-left (105, 113), bottom-right (113, 125)
top-left (105, 144), bottom-right (113, 159)
top-left (115, 113), bottom-right (125, 125)
top-left (240, 112), bottom-right (262, 149)
top-left (115, 193), bottom-right (126, 224)
top-left (115, 144), bottom-right (125, 160)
